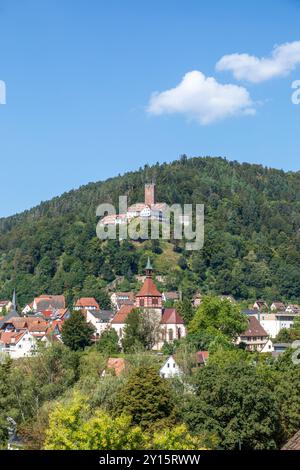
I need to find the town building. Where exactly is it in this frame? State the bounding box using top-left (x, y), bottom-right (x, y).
top-left (253, 300), bottom-right (268, 311)
top-left (237, 316), bottom-right (273, 353)
top-left (23, 294), bottom-right (65, 314)
top-left (270, 301), bottom-right (286, 312)
top-left (74, 297), bottom-right (100, 311)
top-left (86, 309), bottom-right (114, 338)
top-left (159, 355), bottom-right (182, 379)
top-left (110, 292), bottom-right (135, 311)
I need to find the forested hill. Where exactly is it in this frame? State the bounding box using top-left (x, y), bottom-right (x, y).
top-left (0, 156), bottom-right (300, 307)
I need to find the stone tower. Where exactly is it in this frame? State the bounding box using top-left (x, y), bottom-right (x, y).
top-left (144, 183), bottom-right (156, 206)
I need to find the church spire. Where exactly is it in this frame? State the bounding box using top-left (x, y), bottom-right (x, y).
top-left (145, 257), bottom-right (153, 278)
top-left (12, 289), bottom-right (17, 311)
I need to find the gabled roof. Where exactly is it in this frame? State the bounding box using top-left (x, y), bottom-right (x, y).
top-left (111, 305), bottom-right (135, 324)
top-left (28, 320), bottom-right (48, 332)
top-left (282, 430), bottom-right (300, 450)
top-left (136, 278), bottom-right (162, 297)
top-left (0, 330), bottom-right (26, 345)
top-left (88, 309), bottom-right (114, 322)
top-left (163, 291), bottom-right (180, 300)
top-left (75, 297), bottom-right (100, 309)
top-left (240, 316), bottom-right (268, 338)
top-left (161, 308), bottom-right (184, 325)
top-left (128, 203), bottom-right (149, 212)
top-left (0, 310), bottom-right (20, 329)
top-left (34, 295), bottom-right (65, 311)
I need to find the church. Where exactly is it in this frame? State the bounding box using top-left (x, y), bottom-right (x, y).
top-left (111, 258), bottom-right (186, 349)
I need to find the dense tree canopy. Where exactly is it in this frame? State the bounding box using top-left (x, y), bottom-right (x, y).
top-left (61, 311), bottom-right (95, 350)
top-left (0, 156), bottom-right (299, 305)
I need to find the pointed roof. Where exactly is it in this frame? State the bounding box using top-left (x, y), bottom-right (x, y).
top-left (146, 257), bottom-right (153, 270)
top-left (136, 278), bottom-right (162, 297)
top-left (241, 316), bottom-right (268, 338)
top-left (111, 305), bottom-right (135, 324)
top-left (12, 289), bottom-right (16, 311)
top-left (161, 308), bottom-right (184, 324)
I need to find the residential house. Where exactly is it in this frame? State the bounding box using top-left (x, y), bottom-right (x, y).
top-left (0, 330), bottom-right (37, 359)
top-left (192, 293), bottom-right (202, 308)
top-left (270, 301), bottom-right (286, 312)
top-left (162, 291), bottom-right (181, 303)
top-left (253, 300), bottom-right (268, 311)
top-left (260, 312), bottom-right (299, 338)
top-left (285, 304), bottom-right (300, 314)
top-left (74, 297), bottom-right (100, 311)
top-left (237, 316), bottom-right (273, 352)
top-left (159, 355), bottom-right (182, 379)
top-left (86, 309), bottom-right (114, 338)
top-left (26, 295), bottom-right (66, 314)
top-left (0, 300), bottom-right (13, 313)
top-left (110, 292), bottom-right (135, 311)
top-left (196, 350), bottom-right (209, 366)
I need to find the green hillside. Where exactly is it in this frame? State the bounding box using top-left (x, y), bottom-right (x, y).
top-left (0, 156), bottom-right (300, 306)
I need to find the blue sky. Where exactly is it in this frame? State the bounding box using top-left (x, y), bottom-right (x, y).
top-left (0, 0), bottom-right (300, 216)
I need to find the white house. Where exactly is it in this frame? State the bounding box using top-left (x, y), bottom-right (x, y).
top-left (259, 312), bottom-right (298, 338)
top-left (0, 330), bottom-right (37, 359)
top-left (159, 356), bottom-right (182, 379)
top-left (86, 310), bottom-right (114, 338)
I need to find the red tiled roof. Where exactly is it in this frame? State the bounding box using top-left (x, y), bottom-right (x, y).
top-left (34, 295), bottom-right (65, 310)
top-left (111, 305), bottom-right (135, 324)
top-left (28, 320), bottom-right (48, 332)
top-left (136, 278), bottom-right (162, 297)
top-left (75, 297), bottom-right (100, 309)
top-left (106, 358), bottom-right (125, 376)
top-left (241, 316), bottom-right (268, 338)
top-left (0, 330), bottom-right (26, 344)
top-left (161, 308), bottom-right (184, 325)
top-left (196, 351), bottom-right (209, 363)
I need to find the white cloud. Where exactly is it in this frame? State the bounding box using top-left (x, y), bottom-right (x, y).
top-left (147, 71), bottom-right (255, 125)
top-left (216, 41), bottom-right (300, 83)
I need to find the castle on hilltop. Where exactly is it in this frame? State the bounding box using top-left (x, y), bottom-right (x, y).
top-left (100, 183), bottom-right (167, 226)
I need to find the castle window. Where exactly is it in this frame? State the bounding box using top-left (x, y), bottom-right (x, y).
top-left (152, 298), bottom-right (158, 305)
top-left (140, 299), bottom-right (144, 307)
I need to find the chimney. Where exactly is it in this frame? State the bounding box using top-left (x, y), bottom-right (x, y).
top-left (144, 183), bottom-right (155, 206)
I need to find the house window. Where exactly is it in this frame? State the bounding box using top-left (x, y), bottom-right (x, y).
top-left (140, 299), bottom-right (144, 307)
top-left (167, 363), bottom-right (170, 368)
top-left (152, 298), bottom-right (158, 306)
top-left (168, 329), bottom-right (173, 341)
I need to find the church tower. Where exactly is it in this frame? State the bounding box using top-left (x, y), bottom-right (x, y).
top-left (135, 257), bottom-right (162, 309)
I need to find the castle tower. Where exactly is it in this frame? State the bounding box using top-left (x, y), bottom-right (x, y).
top-left (144, 183), bottom-right (156, 206)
